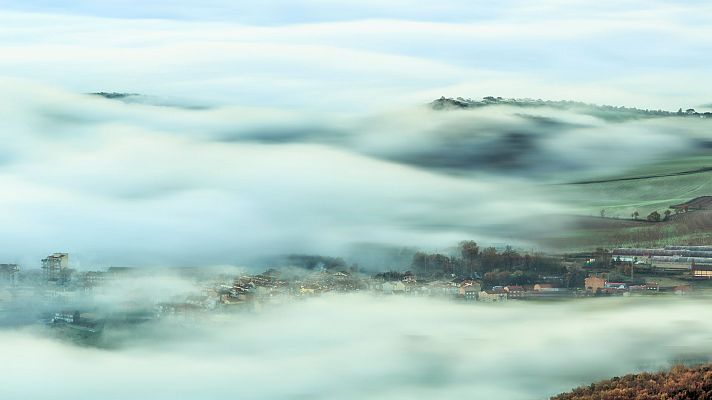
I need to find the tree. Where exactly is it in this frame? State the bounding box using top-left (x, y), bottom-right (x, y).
top-left (479, 247), bottom-right (499, 272)
top-left (501, 245), bottom-right (520, 270)
top-left (459, 240), bottom-right (479, 261)
top-left (564, 267), bottom-right (587, 288)
top-left (410, 252), bottom-right (428, 273)
top-left (459, 240), bottom-right (479, 277)
top-left (632, 211), bottom-right (639, 220)
top-left (664, 209), bottom-right (672, 221)
top-left (647, 210), bottom-right (661, 222)
top-left (600, 209), bottom-right (606, 218)
top-left (411, 252), bottom-right (457, 276)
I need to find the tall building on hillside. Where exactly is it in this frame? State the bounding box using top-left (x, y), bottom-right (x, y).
top-left (41, 253), bottom-right (69, 281)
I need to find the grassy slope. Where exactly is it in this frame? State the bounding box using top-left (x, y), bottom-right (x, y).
top-left (542, 155), bottom-right (712, 251)
top-left (543, 212), bottom-right (712, 251)
top-left (561, 155), bottom-right (712, 218)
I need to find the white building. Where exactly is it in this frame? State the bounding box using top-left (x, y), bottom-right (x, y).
top-left (478, 291), bottom-right (508, 302)
top-left (382, 281), bottom-right (406, 294)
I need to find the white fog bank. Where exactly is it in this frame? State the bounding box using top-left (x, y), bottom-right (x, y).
top-left (1, 296), bottom-right (711, 400)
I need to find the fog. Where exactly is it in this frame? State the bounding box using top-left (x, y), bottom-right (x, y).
top-left (2, 295), bottom-right (712, 399)
top-left (1, 82), bottom-right (711, 266)
top-left (2, 1), bottom-right (712, 266)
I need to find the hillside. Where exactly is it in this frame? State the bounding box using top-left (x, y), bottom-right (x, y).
top-left (432, 96), bottom-right (712, 121)
top-left (541, 211), bottom-right (712, 251)
top-left (559, 171), bottom-right (712, 219)
top-left (552, 364), bottom-right (712, 400)
top-left (545, 154), bottom-right (712, 250)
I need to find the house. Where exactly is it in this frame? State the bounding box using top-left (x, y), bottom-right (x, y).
top-left (533, 283), bottom-right (553, 292)
top-left (402, 274), bottom-right (417, 284)
top-left (478, 291), bottom-right (507, 302)
top-left (612, 256), bottom-right (636, 263)
top-left (504, 285), bottom-right (526, 298)
top-left (0, 264), bottom-right (19, 284)
top-left (585, 276), bottom-right (607, 293)
top-left (491, 285), bottom-right (506, 293)
top-left (692, 264), bottom-right (712, 279)
top-left (604, 282), bottom-right (628, 290)
top-left (629, 283), bottom-right (659, 293)
top-left (426, 281), bottom-right (458, 297)
top-left (382, 281), bottom-right (406, 295)
top-left (458, 281), bottom-right (482, 301)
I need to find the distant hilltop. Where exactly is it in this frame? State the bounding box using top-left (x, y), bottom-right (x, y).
top-left (89, 92), bottom-right (139, 99)
top-left (431, 96), bottom-right (712, 120)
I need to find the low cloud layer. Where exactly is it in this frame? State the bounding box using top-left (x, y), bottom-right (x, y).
top-left (2, 295), bottom-right (712, 399)
top-left (1, 83), bottom-right (711, 266)
top-left (1, 1), bottom-right (712, 266)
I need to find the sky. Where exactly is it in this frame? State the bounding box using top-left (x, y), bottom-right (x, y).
top-left (0, 0), bottom-right (711, 110)
top-left (0, 1), bottom-right (711, 267)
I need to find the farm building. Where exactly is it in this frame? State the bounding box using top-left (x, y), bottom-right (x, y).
top-left (670, 196), bottom-right (712, 212)
top-left (692, 264), bottom-right (712, 279)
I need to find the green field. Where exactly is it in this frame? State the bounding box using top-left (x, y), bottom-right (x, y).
top-left (540, 153), bottom-right (712, 250)
top-left (559, 154), bottom-right (712, 218)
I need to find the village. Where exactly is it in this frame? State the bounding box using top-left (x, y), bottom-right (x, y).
top-left (1, 244), bottom-right (711, 342)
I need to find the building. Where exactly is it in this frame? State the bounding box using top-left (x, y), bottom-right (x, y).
top-left (585, 276), bottom-right (607, 293)
top-left (613, 246), bottom-right (712, 271)
top-left (41, 253), bottom-right (69, 281)
top-left (458, 281), bottom-right (482, 301)
top-left (0, 264), bottom-right (19, 285)
top-left (612, 256), bottom-right (636, 263)
top-left (629, 283), bottom-right (659, 293)
top-left (425, 281), bottom-right (458, 297)
top-left (478, 291), bottom-right (507, 302)
top-left (381, 281), bottom-right (406, 295)
top-left (604, 282), bottom-right (628, 290)
top-left (52, 310), bottom-right (80, 324)
top-left (82, 271), bottom-right (106, 288)
top-left (692, 264), bottom-right (712, 279)
top-left (670, 197), bottom-right (712, 212)
top-left (533, 283), bottom-right (553, 292)
top-left (503, 285), bottom-right (526, 298)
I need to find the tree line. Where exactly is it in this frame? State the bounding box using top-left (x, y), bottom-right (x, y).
top-left (406, 241), bottom-right (585, 288)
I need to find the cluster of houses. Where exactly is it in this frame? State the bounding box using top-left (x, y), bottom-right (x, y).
top-left (584, 275), bottom-right (690, 296)
top-left (5, 245), bottom-right (712, 331)
top-left (375, 279), bottom-right (579, 302)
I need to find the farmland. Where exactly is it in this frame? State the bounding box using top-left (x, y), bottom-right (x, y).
top-left (538, 154), bottom-right (712, 250)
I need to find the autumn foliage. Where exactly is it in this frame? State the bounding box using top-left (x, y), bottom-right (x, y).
top-left (552, 364), bottom-right (712, 400)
